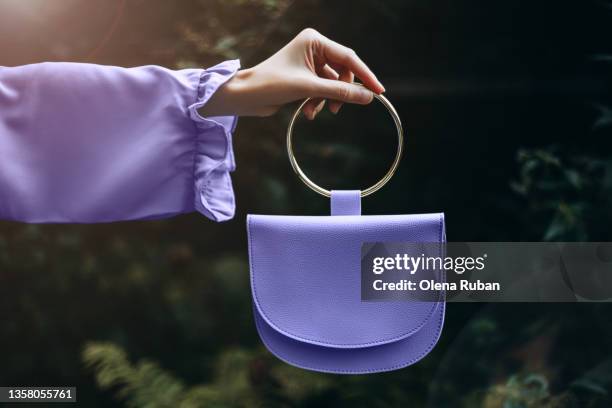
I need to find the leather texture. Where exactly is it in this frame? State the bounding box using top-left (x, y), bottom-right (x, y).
top-left (330, 190), bottom-right (361, 215)
top-left (247, 190), bottom-right (446, 374)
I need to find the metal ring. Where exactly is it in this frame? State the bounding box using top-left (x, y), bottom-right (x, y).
top-left (286, 83), bottom-right (403, 197)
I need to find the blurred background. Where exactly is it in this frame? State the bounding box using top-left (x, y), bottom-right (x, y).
top-left (1, 0), bottom-right (612, 406)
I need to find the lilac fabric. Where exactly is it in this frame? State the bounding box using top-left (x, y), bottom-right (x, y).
top-left (0, 60), bottom-right (240, 223)
top-left (330, 190), bottom-right (361, 215)
top-left (247, 191), bottom-right (446, 374)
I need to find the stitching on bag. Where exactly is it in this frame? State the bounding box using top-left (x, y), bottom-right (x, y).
top-left (248, 215), bottom-right (444, 348)
top-left (254, 301), bottom-right (445, 374)
top-left (251, 212), bottom-right (447, 374)
top-left (249, 216), bottom-right (443, 346)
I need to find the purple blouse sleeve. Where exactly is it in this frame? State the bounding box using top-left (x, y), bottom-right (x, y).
top-left (0, 60), bottom-right (240, 223)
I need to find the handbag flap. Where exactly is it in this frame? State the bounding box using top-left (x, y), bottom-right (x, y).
top-left (248, 212), bottom-right (445, 348)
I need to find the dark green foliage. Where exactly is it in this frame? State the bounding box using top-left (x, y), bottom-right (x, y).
top-left (511, 147), bottom-right (612, 241)
top-left (1, 1), bottom-right (612, 407)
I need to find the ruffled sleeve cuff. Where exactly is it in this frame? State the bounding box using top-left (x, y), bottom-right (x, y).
top-left (188, 59), bottom-right (240, 222)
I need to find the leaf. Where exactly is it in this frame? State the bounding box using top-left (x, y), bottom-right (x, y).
top-left (564, 169), bottom-right (582, 189)
top-left (543, 220), bottom-right (565, 241)
top-left (592, 104), bottom-right (612, 130)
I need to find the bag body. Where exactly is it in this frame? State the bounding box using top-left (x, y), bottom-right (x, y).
top-left (247, 190), bottom-right (446, 374)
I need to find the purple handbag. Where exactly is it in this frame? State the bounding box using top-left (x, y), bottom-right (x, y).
top-left (247, 91), bottom-right (446, 374)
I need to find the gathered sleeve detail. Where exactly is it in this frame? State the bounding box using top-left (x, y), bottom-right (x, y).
top-left (187, 59), bottom-right (240, 222)
top-left (0, 60), bottom-right (240, 223)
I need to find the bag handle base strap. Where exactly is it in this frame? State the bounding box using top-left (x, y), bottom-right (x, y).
top-left (330, 190), bottom-right (361, 215)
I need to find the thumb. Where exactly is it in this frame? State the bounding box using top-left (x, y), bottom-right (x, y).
top-left (311, 79), bottom-right (375, 105)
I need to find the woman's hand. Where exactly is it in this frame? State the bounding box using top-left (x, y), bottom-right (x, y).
top-left (199, 28), bottom-right (385, 120)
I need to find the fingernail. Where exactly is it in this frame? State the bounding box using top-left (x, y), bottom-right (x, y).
top-left (331, 104), bottom-right (341, 114)
top-left (316, 100), bottom-right (325, 111)
top-left (313, 100), bottom-right (325, 117)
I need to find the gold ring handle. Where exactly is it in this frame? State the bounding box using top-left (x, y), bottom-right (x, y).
top-left (286, 84), bottom-right (404, 197)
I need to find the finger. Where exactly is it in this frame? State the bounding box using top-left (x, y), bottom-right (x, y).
top-left (303, 63), bottom-right (338, 118)
top-left (318, 35), bottom-right (385, 94)
top-left (313, 99), bottom-right (326, 118)
top-left (317, 63), bottom-right (339, 81)
top-left (329, 68), bottom-right (354, 114)
top-left (316, 64), bottom-right (344, 114)
top-left (304, 64), bottom-right (330, 119)
top-left (303, 97), bottom-right (325, 120)
top-left (312, 78), bottom-right (374, 105)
